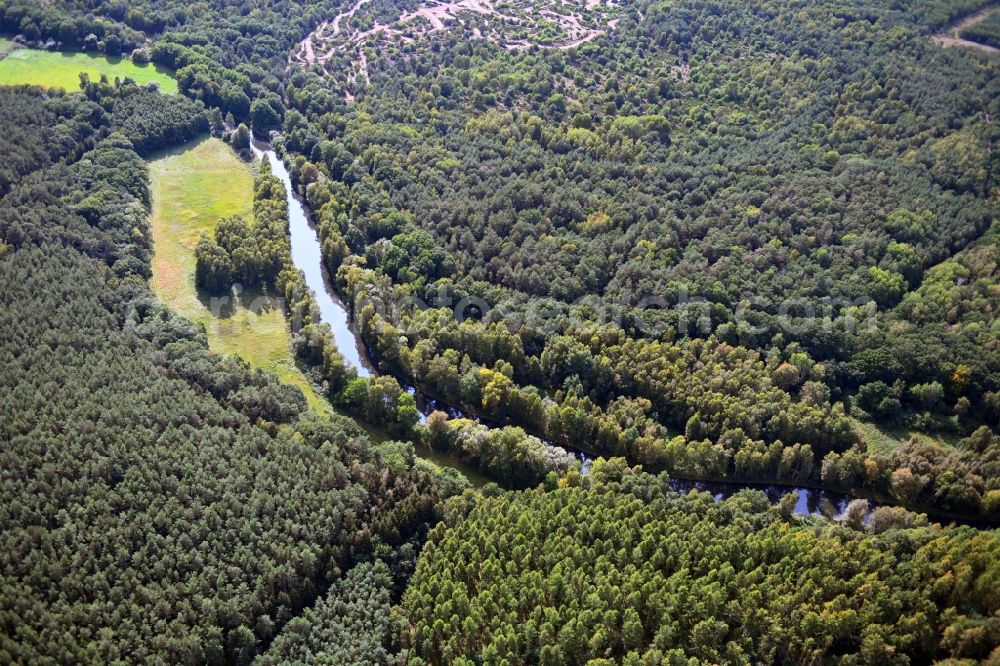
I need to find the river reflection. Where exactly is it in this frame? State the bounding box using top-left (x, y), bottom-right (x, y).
top-left (667, 477), bottom-right (858, 519)
top-left (250, 137), bottom-right (372, 377)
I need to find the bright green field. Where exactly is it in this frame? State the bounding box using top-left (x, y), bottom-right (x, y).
top-left (0, 48), bottom-right (176, 93)
top-left (149, 136), bottom-right (329, 413)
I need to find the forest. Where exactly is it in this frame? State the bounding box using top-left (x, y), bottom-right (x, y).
top-left (0, 84), bottom-right (463, 663)
top-left (400, 460), bottom-right (1000, 664)
top-left (0, 0), bottom-right (998, 662)
top-left (961, 12), bottom-right (1000, 49)
top-left (267, 0), bottom-right (1000, 519)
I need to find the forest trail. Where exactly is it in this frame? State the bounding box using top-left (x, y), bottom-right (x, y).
top-left (289, 0), bottom-right (623, 85)
top-left (333, 0), bottom-right (373, 36)
top-left (291, 0), bottom-right (372, 65)
top-left (932, 4), bottom-right (1000, 53)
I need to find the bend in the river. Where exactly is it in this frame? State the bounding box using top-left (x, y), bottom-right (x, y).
top-left (249, 134), bottom-right (993, 527)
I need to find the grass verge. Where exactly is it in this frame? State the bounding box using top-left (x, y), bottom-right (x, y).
top-left (850, 416), bottom-right (957, 455)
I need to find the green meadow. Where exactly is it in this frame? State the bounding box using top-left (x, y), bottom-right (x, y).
top-left (850, 416), bottom-right (957, 455)
top-left (149, 136), bottom-right (329, 413)
top-left (0, 47), bottom-right (176, 93)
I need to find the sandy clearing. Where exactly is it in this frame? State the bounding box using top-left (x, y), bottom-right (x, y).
top-left (290, 0), bottom-right (626, 96)
top-left (932, 4), bottom-right (1000, 54)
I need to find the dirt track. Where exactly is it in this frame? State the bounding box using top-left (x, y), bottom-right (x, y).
top-left (289, 0), bottom-right (626, 101)
top-left (932, 4), bottom-right (1000, 54)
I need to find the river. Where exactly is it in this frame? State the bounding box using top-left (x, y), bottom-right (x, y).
top-left (250, 138), bottom-right (372, 377)
top-left (248, 136), bottom-right (989, 525)
top-left (250, 137), bottom-right (494, 485)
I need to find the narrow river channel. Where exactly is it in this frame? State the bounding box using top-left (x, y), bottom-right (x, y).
top-left (249, 136), bottom-right (490, 487)
top-left (248, 135), bottom-right (990, 526)
top-left (250, 138), bottom-right (373, 377)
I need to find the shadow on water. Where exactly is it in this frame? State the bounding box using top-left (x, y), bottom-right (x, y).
top-left (668, 478), bottom-right (855, 520)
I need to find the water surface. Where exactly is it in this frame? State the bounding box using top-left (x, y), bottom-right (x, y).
top-left (248, 137), bottom-right (992, 526)
top-left (251, 139), bottom-right (372, 377)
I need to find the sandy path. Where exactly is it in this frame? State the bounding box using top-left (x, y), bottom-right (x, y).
top-left (290, 0), bottom-right (626, 93)
top-left (291, 0), bottom-right (374, 65)
top-left (554, 30), bottom-right (604, 49)
top-left (416, 7), bottom-right (446, 30)
top-left (932, 4), bottom-right (1000, 53)
top-left (357, 48), bottom-right (370, 85)
top-left (334, 0), bottom-right (373, 35)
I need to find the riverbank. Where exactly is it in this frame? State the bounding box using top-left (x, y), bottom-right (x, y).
top-left (250, 137), bottom-right (375, 376)
top-left (247, 135), bottom-right (494, 485)
top-left (260, 135), bottom-right (996, 526)
top-left (379, 369), bottom-right (994, 525)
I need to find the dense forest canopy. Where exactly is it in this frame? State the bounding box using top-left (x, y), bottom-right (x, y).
top-left (401, 461), bottom-right (1000, 664)
top-left (0, 0), bottom-right (998, 662)
top-left (0, 84), bottom-right (460, 663)
top-left (266, 0), bottom-right (1000, 518)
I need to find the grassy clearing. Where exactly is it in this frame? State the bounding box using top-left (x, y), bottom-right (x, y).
top-left (413, 446), bottom-right (491, 487)
top-left (0, 48), bottom-right (176, 92)
top-left (851, 416), bottom-right (957, 455)
top-left (149, 136), bottom-right (330, 413)
top-left (0, 38), bottom-right (13, 54)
